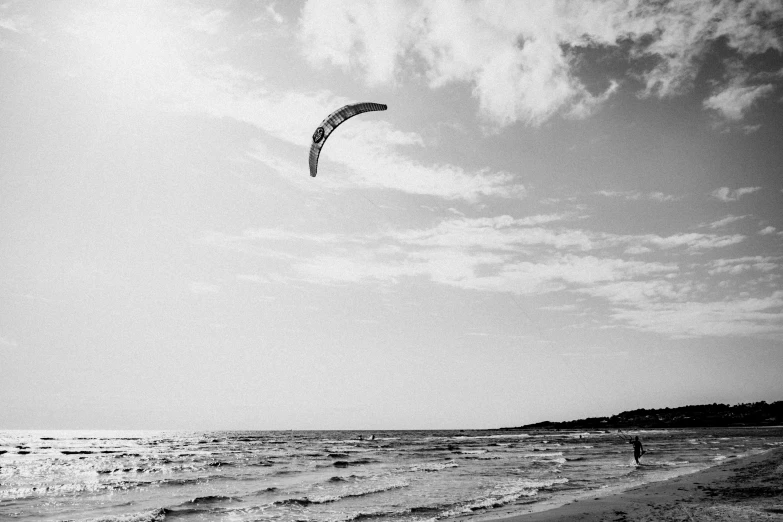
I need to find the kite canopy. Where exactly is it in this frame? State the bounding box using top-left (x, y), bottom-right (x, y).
top-left (309, 102), bottom-right (387, 177)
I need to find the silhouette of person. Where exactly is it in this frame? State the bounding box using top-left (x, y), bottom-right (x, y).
top-left (629, 435), bottom-right (644, 464)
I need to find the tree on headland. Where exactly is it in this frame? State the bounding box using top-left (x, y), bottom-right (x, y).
top-left (504, 401), bottom-right (783, 430)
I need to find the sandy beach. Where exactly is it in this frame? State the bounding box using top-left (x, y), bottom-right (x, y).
top-left (491, 447), bottom-right (783, 521)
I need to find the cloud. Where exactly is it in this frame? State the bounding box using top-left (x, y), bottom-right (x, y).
top-left (37, 1), bottom-right (524, 203)
top-left (711, 186), bottom-right (762, 201)
top-left (560, 349), bottom-right (630, 360)
top-left (707, 256), bottom-right (780, 275)
top-left (265, 3), bottom-right (285, 25)
top-left (188, 8), bottom-right (230, 35)
top-left (189, 281), bottom-right (221, 294)
top-left (294, 246), bottom-right (678, 298)
top-left (648, 192), bottom-right (680, 202)
top-left (249, 215), bottom-right (685, 295)
top-left (612, 232), bottom-right (746, 252)
top-left (316, 121), bottom-right (526, 200)
top-left (708, 215), bottom-right (746, 229)
top-left (300, 1), bottom-right (597, 126)
top-left (214, 215), bottom-right (745, 292)
top-left (0, 335), bottom-right (19, 348)
top-left (487, 255), bottom-right (677, 291)
top-left (165, 63), bottom-right (526, 201)
top-left (597, 190), bottom-right (643, 200)
top-left (299, 0), bottom-right (783, 127)
top-left (758, 226), bottom-right (776, 235)
top-left (202, 210), bottom-right (779, 339)
top-left (388, 217), bottom-right (735, 255)
top-left (703, 81), bottom-right (774, 120)
top-left (582, 279), bottom-right (690, 305)
top-left (633, 1), bottom-right (783, 97)
top-left (0, 17), bottom-right (23, 33)
top-left (595, 190), bottom-right (680, 202)
top-left (155, 57), bottom-right (526, 202)
top-left (540, 304), bottom-right (578, 312)
top-left (515, 213), bottom-right (572, 226)
top-left (0, 2), bottom-right (32, 35)
top-left (624, 245), bottom-right (652, 255)
top-left (391, 216), bottom-right (595, 251)
top-left (236, 274), bottom-right (270, 283)
top-left (610, 291), bottom-right (783, 339)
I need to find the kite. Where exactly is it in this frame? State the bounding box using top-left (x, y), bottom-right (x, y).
top-left (309, 102), bottom-right (387, 177)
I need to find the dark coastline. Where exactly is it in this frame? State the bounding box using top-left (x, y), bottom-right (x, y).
top-left (501, 401), bottom-right (783, 430)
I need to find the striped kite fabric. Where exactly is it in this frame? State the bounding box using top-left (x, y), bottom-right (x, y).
top-left (309, 102), bottom-right (388, 177)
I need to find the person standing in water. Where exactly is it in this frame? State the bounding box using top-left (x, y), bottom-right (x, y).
top-left (629, 435), bottom-right (645, 464)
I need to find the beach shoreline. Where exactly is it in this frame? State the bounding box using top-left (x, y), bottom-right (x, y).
top-left (482, 446), bottom-right (783, 521)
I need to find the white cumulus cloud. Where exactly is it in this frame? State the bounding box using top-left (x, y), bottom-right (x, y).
top-left (299, 0), bottom-right (783, 127)
top-left (703, 81), bottom-right (774, 120)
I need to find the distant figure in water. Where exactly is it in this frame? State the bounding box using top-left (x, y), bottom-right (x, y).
top-left (629, 435), bottom-right (645, 464)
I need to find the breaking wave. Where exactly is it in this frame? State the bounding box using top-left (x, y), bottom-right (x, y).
top-left (274, 479), bottom-right (410, 506)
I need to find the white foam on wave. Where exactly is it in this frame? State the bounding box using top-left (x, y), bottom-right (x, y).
top-left (522, 452), bottom-right (564, 459)
top-left (409, 461), bottom-right (458, 472)
top-left (326, 479), bottom-right (410, 502)
top-left (0, 478), bottom-right (154, 500)
top-left (520, 452), bottom-right (567, 465)
top-left (280, 478), bottom-right (411, 505)
top-left (81, 507), bottom-right (167, 522)
top-left (436, 478), bottom-right (569, 519)
top-left (510, 478), bottom-right (570, 489)
top-left (322, 506), bottom-right (413, 522)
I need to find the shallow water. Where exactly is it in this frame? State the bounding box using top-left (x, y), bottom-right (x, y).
top-left (2, 427), bottom-right (782, 521)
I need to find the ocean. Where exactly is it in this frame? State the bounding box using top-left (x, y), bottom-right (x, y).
top-left (2, 427), bottom-right (783, 521)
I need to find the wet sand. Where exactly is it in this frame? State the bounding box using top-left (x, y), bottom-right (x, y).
top-left (492, 447), bottom-right (783, 521)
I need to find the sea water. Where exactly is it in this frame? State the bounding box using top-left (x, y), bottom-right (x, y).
top-left (2, 427), bottom-right (782, 521)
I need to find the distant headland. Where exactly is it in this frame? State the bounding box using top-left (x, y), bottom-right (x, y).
top-left (503, 401), bottom-right (783, 430)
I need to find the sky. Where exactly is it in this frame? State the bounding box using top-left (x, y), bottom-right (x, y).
top-left (1, 0), bottom-right (782, 430)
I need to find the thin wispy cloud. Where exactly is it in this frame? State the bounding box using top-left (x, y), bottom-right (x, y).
top-left (265, 3), bottom-right (285, 25)
top-left (640, 232), bottom-right (745, 251)
top-left (175, 67), bottom-right (525, 201)
top-left (707, 256), bottom-right (780, 275)
top-left (190, 281), bottom-right (221, 294)
top-left (188, 8), bottom-right (230, 35)
top-left (708, 215), bottom-right (746, 229)
top-left (610, 292), bottom-right (783, 339)
top-left (711, 186), bottom-right (762, 202)
top-left (0, 335), bottom-right (19, 348)
top-left (596, 190), bottom-right (680, 202)
top-left (0, 16), bottom-right (24, 33)
top-left (196, 208), bottom-right (783, 340)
